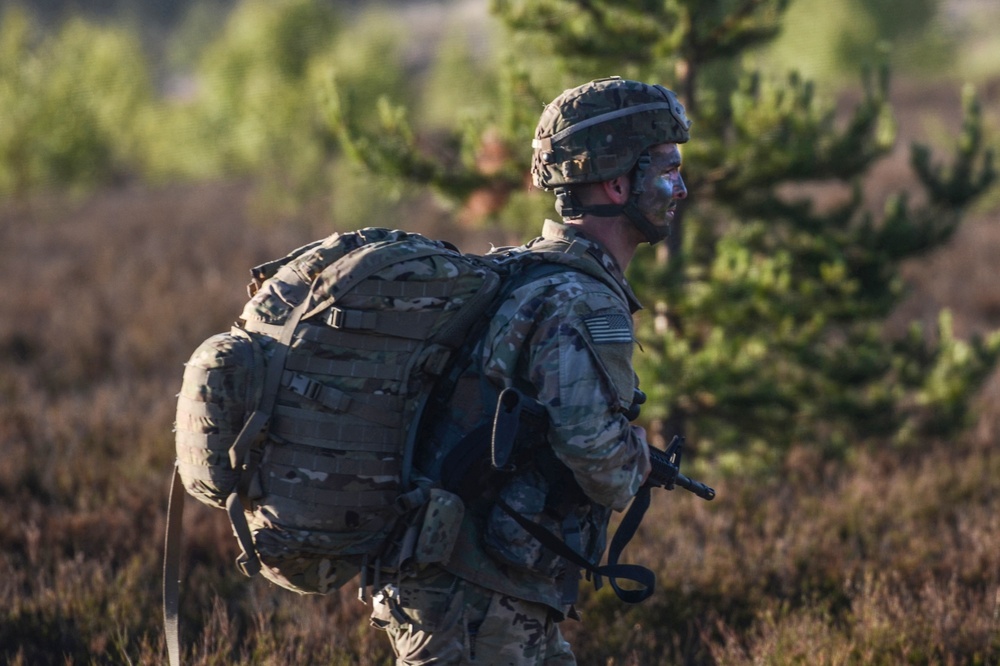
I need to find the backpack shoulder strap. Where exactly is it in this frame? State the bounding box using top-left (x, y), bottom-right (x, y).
top-left (505, 236), bottom-right (638, 312)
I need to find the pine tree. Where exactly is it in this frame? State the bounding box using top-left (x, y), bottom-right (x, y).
top-left (322, 0), bottom-right (998, 469)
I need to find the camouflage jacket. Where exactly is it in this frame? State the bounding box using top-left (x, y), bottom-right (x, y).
top-left (417, 219), bottom-right (652, 614)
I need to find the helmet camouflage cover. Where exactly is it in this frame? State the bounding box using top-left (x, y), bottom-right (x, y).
top-left (531, 77), bottom-right (691, 190)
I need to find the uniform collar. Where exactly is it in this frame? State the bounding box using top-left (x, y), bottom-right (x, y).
top-left (540, 219), bottom-right (642, 312)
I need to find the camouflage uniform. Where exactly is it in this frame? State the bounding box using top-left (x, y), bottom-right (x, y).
top-left (370, 567), bottom-right (574, 665)
top-left (372, 219), bottom-right (651, 664)
top-left (372, 75), bottom-right (690, 665)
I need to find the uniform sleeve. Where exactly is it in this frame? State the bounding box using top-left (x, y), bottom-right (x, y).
top-left (484, 276), bottom-right (651, 511)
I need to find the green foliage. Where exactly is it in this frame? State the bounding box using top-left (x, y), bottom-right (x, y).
top-left (133, 0), bottom-right (417, 218)
top-left (0, 7), bottom-right (152, 195)
top-left (328, 0), bottom-right (999, 467)
top-left (0, 0), bottom-right (421, 219)
top-left (630, 63), bottom-right (998, 461)
top-left (912, 84), bottom-right (997, 208)
top-left (321, 59), bottom-right (540, 219)
top-left (757, 0), bottom-right (955, 83)
top-left (181, 0), bottom-right (339, 180)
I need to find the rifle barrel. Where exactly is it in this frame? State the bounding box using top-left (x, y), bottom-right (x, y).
top-left (674, 472), bottom-right (716, 501)
top-left (646, 446), bottom-right (716, 500)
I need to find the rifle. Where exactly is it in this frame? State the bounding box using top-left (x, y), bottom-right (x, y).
top-left (486, 386), bottom-right (715, 603)
top-left (625, 388), bottom-right (715, 500)
top-left (646, 436), bottom-right (716, 500)
top-left (493, 386), bottom-right (715, 500)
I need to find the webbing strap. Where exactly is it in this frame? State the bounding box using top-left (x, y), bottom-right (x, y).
top-left (324, 307), bottom-right (442, 340)
top-left (227, 493), bottom-right (262, 578)
top-left (605, 486), bottom-right (655, 602)
top-left (495, 489), bottom-right (656, 604)
top-left (351, 278), bottom-right (456, 299)
top-left (303, 240), bottom-right (449, 321)
top-left (177, 365), bottom-right (243, 390)
top-left (296, 322), bottom-right (421, 352)
top-left (163, 465), bottom-right (185, 666)
top-left (279, 371), bottom-right (405, 428)
top-left (174, 394), bottom-right (228, 422)
top-left (226, 299), bottom-right (312, 581)
top-left (226, 410), bottom-right (269, 470)
top-left (266, 448), bottom-right (400, 477)
top-left (246, 319), bottom-right (423, 352)
top-left (271, 405), bottom-right (401, 452)
top-left (285, 353), bottom-right (406, 383)
top-left (428, 269), bottom-right (501, 350)
top-left (266, 476), bottom-right (398, 508)
top-left (174, 460), bottom-right (225, 481)
top-left (175, 429), bottom-right (230, 449)
top-left (174, 430), bottom-right (231, 453)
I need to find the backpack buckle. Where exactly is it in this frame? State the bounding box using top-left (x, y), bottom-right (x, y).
top-left (284, 371), bottom-right (323, 401)
top-left (325, 307), bottom-right (376, 330)
top-left (326, 307), bottom-right (346, 328)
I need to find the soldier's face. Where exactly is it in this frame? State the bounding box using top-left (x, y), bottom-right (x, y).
top-left (635, 143), bottom-right (686, 230)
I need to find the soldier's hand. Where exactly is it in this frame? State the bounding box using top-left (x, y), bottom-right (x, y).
top-left (624, 388), bottom-right (646, 421)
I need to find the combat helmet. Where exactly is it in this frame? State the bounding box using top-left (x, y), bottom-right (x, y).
top-left (531, 76), bottom-right (691, 243)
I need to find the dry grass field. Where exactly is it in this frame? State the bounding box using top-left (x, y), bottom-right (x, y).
top-left (1, 77), bottom-right (998, 664)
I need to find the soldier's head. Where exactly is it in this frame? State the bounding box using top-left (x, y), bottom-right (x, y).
top-left (531, 77), bottom-right (691, 244)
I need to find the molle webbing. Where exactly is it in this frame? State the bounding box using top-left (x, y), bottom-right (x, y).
top-left (174, 430), bottom-right (230, 457)
top-left (174, 394), bottom-right (237, 424)
top-left (284, 351), bottom-right (407, 383)
top-left (323, 306), bottom-right (444, 340)
top-left (278, 371), bottom-right (404, 427)
top-left (270, 405), bottom-right (403, 452)
top-left (265, 477), bottom-right (398, 509)
top-left (265, 445), bottom-right (400, 477)
top-left (350, 278), bottom-right (457, 299)
top-left (292, 322), bottom-right (422, 352)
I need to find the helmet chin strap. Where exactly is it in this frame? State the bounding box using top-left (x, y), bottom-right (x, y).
top-left (622, 200), bottom-right (670, 244)
top-left (553, 152), bottom-right (670, 245)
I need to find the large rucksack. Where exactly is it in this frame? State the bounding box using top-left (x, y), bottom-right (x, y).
top-left (162, 226), bottom-right (643, 665)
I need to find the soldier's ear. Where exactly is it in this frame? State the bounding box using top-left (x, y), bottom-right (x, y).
top-left (602, 175), bottom-right (630, 204)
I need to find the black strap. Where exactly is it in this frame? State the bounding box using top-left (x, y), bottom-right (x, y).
top-left (163, 465), bottom-right (185, 666)
top-left (495, 488), bottom-right (656, 604)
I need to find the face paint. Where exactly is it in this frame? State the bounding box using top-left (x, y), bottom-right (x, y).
top-left (634, 144), bottom-right (686, 230)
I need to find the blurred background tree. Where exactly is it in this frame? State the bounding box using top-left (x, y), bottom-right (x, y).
top-left (0, 6), bottom-right (153, 194)
top-left (323, 0), bottom-right (1000, 471)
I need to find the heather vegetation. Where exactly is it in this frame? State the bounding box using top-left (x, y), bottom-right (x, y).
top-left (1, 0), bottom-right (999, 664)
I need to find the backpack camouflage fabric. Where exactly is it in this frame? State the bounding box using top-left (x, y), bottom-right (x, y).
top-left (164, 228), bottom-right (506, 666)
top-left (169, 227), bottom-right (503, 600)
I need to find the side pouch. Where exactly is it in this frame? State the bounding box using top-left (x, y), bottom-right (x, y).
top-left (415, 488), bottom-right (465, 565)
top-left (174, 328), bottom-right (264, 509)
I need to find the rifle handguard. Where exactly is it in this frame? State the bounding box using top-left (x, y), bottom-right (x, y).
top-left (645, 437), bottom-right (715, 501)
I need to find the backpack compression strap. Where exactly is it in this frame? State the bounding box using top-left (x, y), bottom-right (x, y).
top-left (225, 295), bottom-right (313, 579)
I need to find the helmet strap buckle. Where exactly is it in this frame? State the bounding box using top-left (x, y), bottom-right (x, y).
top-left (554, 187), bottom-right (584, 219)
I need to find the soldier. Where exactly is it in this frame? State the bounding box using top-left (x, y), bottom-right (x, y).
top-left (370, 77), bottom-right (691, 665)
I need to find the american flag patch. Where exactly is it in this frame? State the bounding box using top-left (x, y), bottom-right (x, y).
top-left (583, 313), bottom-right (633, 344)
